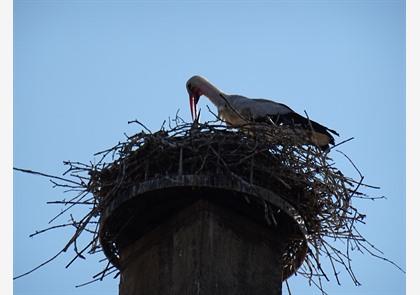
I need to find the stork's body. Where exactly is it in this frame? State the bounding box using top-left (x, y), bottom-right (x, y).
top-left (186, 75), bottom-right (339, 150)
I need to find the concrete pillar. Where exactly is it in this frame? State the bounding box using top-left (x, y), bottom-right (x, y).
top-left (118, 200), bottom-right (286, 295)
top-left (99, 177), bottom-right (307, 295)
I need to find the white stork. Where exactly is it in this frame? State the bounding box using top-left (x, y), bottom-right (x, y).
top-left (186, 75), bottom-right (339, 151)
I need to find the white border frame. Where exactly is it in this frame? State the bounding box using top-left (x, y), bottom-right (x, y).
top-left (407, 0), bottom-right (418, 294)
top-left (0, 0), bottom-right (13, 294)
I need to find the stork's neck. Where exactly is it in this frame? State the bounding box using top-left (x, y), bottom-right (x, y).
top-left (200, 80), bottom-right (226, 108)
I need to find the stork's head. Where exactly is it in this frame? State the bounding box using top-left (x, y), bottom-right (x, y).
top-left (186, 75), bottom-right (208, 121)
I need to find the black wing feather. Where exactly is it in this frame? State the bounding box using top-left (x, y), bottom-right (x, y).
top-left (256, 112), bottom-right (339, 145)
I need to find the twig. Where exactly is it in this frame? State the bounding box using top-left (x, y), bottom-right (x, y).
top-left (14, 167), bottom-right (80, 186)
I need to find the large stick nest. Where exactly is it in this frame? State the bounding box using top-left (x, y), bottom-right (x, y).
top-left (88, 118), bottom-right (372, 289)
top-left (16, 116), bottom-right (400, 293)
top-left (94, 122), bottom-right (350, 237)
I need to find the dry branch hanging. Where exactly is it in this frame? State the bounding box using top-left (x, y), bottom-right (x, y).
top-left (14, 116), bottom-right (400, 294)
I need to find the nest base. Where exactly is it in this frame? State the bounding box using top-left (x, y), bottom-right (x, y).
top-left (99, 175), bottom-right (308, 275)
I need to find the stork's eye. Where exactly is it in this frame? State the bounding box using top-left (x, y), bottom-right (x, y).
top-left (187, 83), bottom-right (192, 89)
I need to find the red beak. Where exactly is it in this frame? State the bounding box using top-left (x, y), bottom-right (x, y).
top-left (189, 94), bottom-right (197, 121)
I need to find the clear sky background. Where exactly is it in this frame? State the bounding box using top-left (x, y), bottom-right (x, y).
top-left (14, 0), bottom-right (405, 294)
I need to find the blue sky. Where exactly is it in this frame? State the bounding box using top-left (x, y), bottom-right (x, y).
top-left (14, 0), bottom-right (405, 294)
